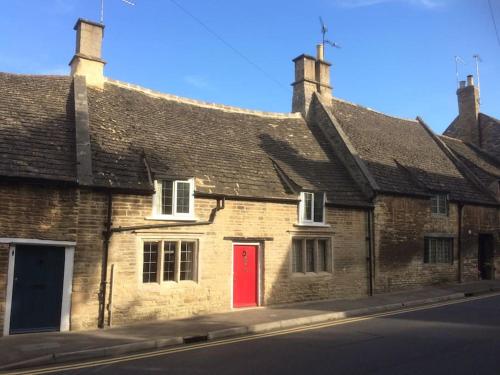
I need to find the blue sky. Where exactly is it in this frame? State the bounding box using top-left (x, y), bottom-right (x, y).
top-left (1, 0), bottom-right (499, 133)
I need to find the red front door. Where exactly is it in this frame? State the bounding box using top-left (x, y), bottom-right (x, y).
top-left (233, 245), bottom-right (258, 308)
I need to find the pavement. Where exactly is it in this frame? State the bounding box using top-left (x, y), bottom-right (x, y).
top-left (1, 280), bottom-right (499, 372)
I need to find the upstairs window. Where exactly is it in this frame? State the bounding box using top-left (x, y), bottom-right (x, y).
top-left (153, 179), bottom-right (194, 219)
top-left (299, 192), bottom-right (325, 225)
top-left (431, 194), bottom-right (448, 216)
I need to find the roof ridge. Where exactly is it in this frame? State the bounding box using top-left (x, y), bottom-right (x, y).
top-left (479, 112), bottom-right (500, 123)
top-left (105, 78), bottom-right (303, 120)
top-left (0, 71), bottom-right (69, 78)
top-left (439, 134), bottom-right (463, 142)
top-left (332, 96), bottom-right (418, 123)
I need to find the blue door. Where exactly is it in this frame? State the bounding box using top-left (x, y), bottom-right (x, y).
top-left (10, 245), bottom-right (65, 334)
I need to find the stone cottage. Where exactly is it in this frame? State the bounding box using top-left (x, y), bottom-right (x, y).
top-left (0, 18), bottom-right (497, 336)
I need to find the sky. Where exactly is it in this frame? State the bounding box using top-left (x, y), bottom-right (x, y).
top-left (1, 0), bottom-right (499, 133)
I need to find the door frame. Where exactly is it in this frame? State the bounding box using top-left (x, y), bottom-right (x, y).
top-left (231, 242), bottom-right (262, 309)
top-left (1, 238), bottom-right (75, 336)
top-left (478, 233), bottom-right (495, 280)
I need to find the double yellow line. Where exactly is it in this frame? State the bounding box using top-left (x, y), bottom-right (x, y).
top-left (4, 292), bottom-right (499, 375)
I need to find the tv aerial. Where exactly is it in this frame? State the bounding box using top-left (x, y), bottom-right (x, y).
top-left (100, 0), bottom-right (135, 24)
top-left (319, 17), bottom-right (341, 51)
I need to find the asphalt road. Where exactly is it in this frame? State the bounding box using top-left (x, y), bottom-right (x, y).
top-left (25, 294), bottom-right (500, 375)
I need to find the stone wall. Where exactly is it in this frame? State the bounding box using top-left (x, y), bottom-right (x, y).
top-left (373, 195), bottom-right (459, 292)
top-left (104, 194), bottom-right (369, 327)
top-left (461, 204), bottom-right (500, 281)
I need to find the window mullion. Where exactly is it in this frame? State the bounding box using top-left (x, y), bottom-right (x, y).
top-left (314, 239), bottom-right (318, 273)
top-left (158, 241), bottom-right (164, 283)
top-left (310, 194), bottom-right (315, 223)
top-left (176, 240), bottom-right (181, 282)
top-left (172, 183), bottom-right (177, 216)
top-left (301, 239), bottom-right (306, 274)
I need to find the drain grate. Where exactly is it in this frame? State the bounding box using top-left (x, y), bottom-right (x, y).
top-left (183, 335), bottom-right (209, 344)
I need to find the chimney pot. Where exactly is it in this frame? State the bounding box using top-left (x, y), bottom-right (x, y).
top-left (467, 75), bottom-right (474, 86)
top-left (316, 44), bottom-right (324, 61)
top-left (459, 80), bottom-right (466, 88)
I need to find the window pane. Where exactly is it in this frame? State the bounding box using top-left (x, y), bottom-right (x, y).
top-left (306, 239), bottom-right (315, 272)
top-left (143, 242), bottom-right (158, 283)
top-left (424, 238), bottom-right (452, 264)
top-left (176, 182), bottom-right (191, 214)
top-left (313, 193), bottom-right (324, 223)
top-left (304, 193), bottom-right (313, 221)
top-left (163, 241), bottom-right (177, 281)
top-left (431, 196), bottom-right (438, 214)
top-left (180, 241), bottom-right (195, 280)
top-left (292, 239), bottom-right (303, 273)
top-left (317, 239), bottom-right (328, 272)
top-left (161, 181), bottom-right (173, 215)
top-left (439, 195), bottom-right (447, 215)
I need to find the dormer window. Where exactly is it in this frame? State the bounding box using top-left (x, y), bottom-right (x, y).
top-left (299, 192), bottom-right (325, 225)
top-left (152, 179), bottom-right (195, 220)
top-left (431, 194), bottom-right (448, 216)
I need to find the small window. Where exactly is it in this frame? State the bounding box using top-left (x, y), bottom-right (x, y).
top-left (431, 194), bottom-right (448, 216)
top-left (143, 242), bottom-right (159, 283)
top-left (291, 238), bottom-right (332, 274)
top-left (180, 241), bottom-right (194, 280)
top-left (163, 241), bottom-right (177, 281)
top-left (299, 192), bottom-right (325, 225)
top-left (142, 240), bottom-right (198, 283)
top-left (292, 239), bottom-right (303, 273)
top-left (424, 237), bottom-right (453, 264)
top-left (153, 179), bottom-right (194, 219)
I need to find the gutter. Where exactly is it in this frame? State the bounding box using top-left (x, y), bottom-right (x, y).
top-left (110, 197), bottom-right (225, 233)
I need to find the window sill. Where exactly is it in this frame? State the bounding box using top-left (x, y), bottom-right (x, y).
top-left (291, 271), bottom-right (332, 278)
top-left (145, 216), bottom-right (197, 222)
top-left (140, 280), bottom-right (199, 288)
top-left (431, 213), bottom-right (449, 218)
top-left (294, 223), bottom-right (331, 228)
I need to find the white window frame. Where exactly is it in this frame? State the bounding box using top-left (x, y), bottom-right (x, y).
top-left (291, 237), bottom-right (332, 275)
top-left (430, 194), bottom-right (448, 216)
top-left (151, 178), bottom-right (195, 220)
top-left (141, 239), bottom-right (199, 284)
top-left (298, 192), bottom-right (326, 225)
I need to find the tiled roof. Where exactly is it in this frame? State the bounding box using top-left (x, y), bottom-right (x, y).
top-left (329, 98), bottom-right (496, 204)
top-left (479, 113), bottom-right (500, 160)
top-left (0, 73), bottom-right (76, 182)
top-left (84, 81), bottom-right (369, 205)
top-left (441, 135), bottom-right (500, 189)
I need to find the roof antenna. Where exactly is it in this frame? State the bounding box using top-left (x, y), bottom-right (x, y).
top-left (319, 17), bottom-right (341, 56)
top-left (100, 0), bottom-right (135, 24)
top-left (473, 54), bottom-right (482, 104)
top-left (454, 55), bottom-right (466, 89)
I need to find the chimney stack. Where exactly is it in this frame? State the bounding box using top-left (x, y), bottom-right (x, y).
top-left (69, 19), bottom-right (106, 88)
top-left (291, 45), bottom-right (332, 116)
top-left (454, 74), bottom-right (480, 145)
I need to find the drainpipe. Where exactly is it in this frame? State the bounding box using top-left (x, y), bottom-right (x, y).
top-left (98, 191), bottom-right (113, 329)
top-left (458, 203), bottom-right (464, 283)
top-left (366, 207), bottom-right (375, 296)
